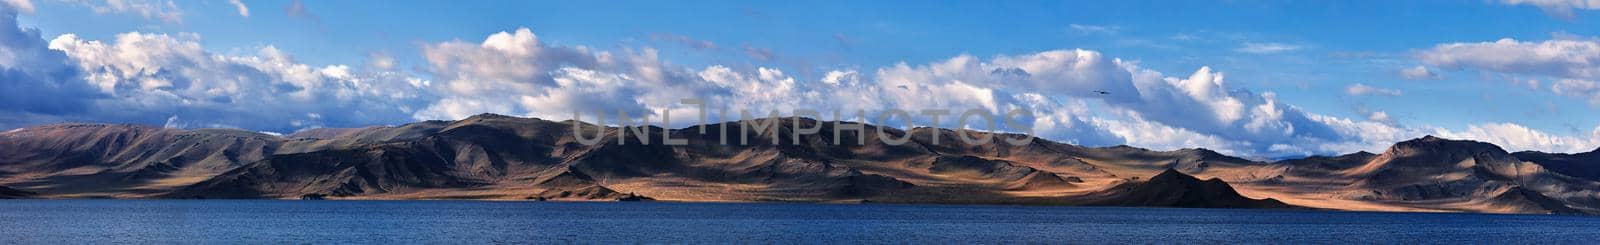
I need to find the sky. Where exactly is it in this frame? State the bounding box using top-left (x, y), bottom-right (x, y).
top-left (2, 0), bottom-right (1599, 158)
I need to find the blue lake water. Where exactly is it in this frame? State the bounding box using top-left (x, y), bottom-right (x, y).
top-left (1, 200), bottom-right (1598, 243)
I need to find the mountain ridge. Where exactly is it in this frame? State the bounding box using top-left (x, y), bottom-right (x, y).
top-left (2, 114), bottom-right (1597, 214)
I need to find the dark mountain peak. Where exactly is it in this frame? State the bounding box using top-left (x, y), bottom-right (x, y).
top-left (467, 113), bottom-right (517, 120)
top-left (445, 113), bottom-right (568, 133)
top-left (1389, 135), bottom-right (1508, 156)
top-left (1397, 135), bottom-right (1475, 146)
top-left (1105, 145), bottom-right (1146, 151)
top-left (1342, 151), bottom-right (1377, 158)
top-left (1149, 168), bottom-right (1195, 183)
top-left (1175, 148), bottom-right (1223, 157)
top-left (1175, 148), bottom-right (1258, 164)
top-left (1085, 168), bottom-right (1293, 209)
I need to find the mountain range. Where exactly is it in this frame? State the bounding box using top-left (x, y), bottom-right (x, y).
top-left (2, 114), bottom-right (1597, 214)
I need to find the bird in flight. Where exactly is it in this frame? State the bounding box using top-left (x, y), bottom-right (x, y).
top-left (1092, 90), bottom-right (1110, 95)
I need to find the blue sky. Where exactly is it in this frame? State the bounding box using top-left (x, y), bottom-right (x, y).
top-left (3, 0), bottom-right (1600, 158)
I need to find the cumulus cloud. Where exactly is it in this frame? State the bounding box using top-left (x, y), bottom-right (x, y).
top-left (416, 28), bottom-right (606, 120)
top-left (1419, 38), bottom-right (1600, 79)
top-left (63, 0), bottom-right (184, 23)
top-left (1235, 42), bottom-right (1301, 54)
top-left (1367, 110), bottom-right (1393, 124)
top-left (415, 27), bottom-right (1600, 157)
top-left (1399, 66), bottom-right (1441, 80)
top-left (1345, 83), bottom-right (1403, 97)
top-left (820, 70), bottom-right (859, 85)
top-left (40, 30), bottom-right (430, 132)
top-left (415, 28), bottom-right (1411, 157)
top-left (0, 7), bottom-right (100, 127)
top-left (227, 0), bottom-right (248, 17)
top-left (416, 28), bottom-right (752, 124)
top-left (1500, 0), bottom-right (1600, 19)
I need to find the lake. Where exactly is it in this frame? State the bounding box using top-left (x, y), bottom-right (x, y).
top-left (1, 200), bottom-right (1597, 243)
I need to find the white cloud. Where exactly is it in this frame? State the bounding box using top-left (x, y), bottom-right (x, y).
top-left (1399, 66), bottom-right (1441, 80)
top-left (1419, 38), bottom-right (1600, 79)
top-left (415, 28), bottom-right (738, 124)
top-left (1068, 24), bottom-right (1120, 34)
top-left (820, 70), bottom-right (859, 85)
top-left (44, 31), bottom-right (429, 132)
top-left (1551, 78), bottom-right (1600, 105)
top-left (1418, 38), bottom-right (1600, 107)
top-left (63, 0), bottom-right (184, 23)
top-left (3, 0), bottom-right (33, 13)
top-left (1364, 110), bottom-right (1393, 124)
top-left (1509, 77), bottom-right (1543, 90)
top-left (865, 47), bottom-right (1365, 157)
top-left (227, 0), bottom-right (248, 17)
top-left (368, 52), bottom-right (394, 70)
top-left (1434, 122), bottom-right (1600, 153)
top-left (1500, 0), bottom-right (1600, 19)
top-left (1235, 42), bottom-right (1301, 54)
top-left (1345, 83), bottom-right (1403, 97)
top-left (1095, 114), bottom-right (1239, 153)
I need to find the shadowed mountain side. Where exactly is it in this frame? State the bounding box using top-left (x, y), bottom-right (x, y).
top-left (162, 141), bottom-right (489, 199)
top-left (1476, 186), bottom-right (1584, 214)
top-left (1514, 148), bottom-right (1600, 181)
top-left (0, 124), bottom-right (291, 197)
top-left (1078, 169), bottom-right (1295, 209)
